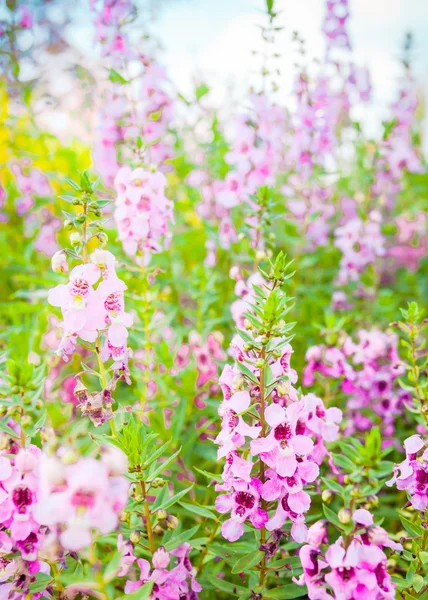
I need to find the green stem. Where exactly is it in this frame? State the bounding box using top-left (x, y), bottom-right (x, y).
top-left (141, 480), bottom-right (156, 554)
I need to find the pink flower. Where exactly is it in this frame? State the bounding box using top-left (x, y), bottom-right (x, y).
top-left (215, 479), bottom-right (268, 542)
top-left (250, 403), bottom-right (314, 477)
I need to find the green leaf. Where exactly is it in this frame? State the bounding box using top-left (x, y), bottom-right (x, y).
top-left (108, 68), bottom-right (129, 84)
top-left (156, 485), bottom-right (194, 511)
top-left (196, 83), bottom-right (209, 100)
top-left (231, 550), bottom-right (264, 574)
top-left (205, 575), bottom-right (247, 594)
top-left (164, 525), bottom-right (200, 550)
top-left (148, 446), bottom-right (181, 480)
top-left (400, 516), bottom-right (424, 538)
top-left (179, 501), bottom-right (217, 520)
top-left (413, 574), bottom-right (425, 593)
top-left (323, 504), bottom-right (344, 529)
top-left (194, 467), bottom-right (223, 483)
top-left (104, 551), bottom-right (122, 582)
top-left (264, 584), bottom-right (308, 598)
top-left (29, 573), bottom-right (53, 593)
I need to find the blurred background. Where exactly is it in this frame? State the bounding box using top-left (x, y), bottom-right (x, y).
top-left (1, 0), bottom-right (428, 144)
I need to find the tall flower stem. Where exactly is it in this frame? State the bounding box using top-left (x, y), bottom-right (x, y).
top-left (141, 479), bottom-right (156, 554)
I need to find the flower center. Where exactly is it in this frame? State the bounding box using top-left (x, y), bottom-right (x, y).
top-left (274, 423), bottom-right (292, 441)
top-left (12, 486), bottom-right (33, 513)
top-left (235, 491), bottom-right (255, 510)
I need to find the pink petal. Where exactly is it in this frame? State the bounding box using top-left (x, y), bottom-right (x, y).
top-left (353, 508), bottom-right (373, 527)
top-left (108, 323), bottom-right (128, 347)
top-left (228, 391), bottom-right (251, 413)
top-left (48, 284), bottom-right (68, 307)
top-left (265, 404), bottom-right (286, 427)
top-left (292, 435), bottom-right (314, 456)
top-left (404, 435), bottom-right (424, 455)
top-left (222, 519), bottom-right (244, 542)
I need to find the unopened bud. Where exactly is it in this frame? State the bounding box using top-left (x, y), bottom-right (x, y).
top-left (151, 477), bottom-right (165, 488)
top-left (255, 358), bottom-right (265, 369)
top-left (75, 214), bottom-right (86, 225)
top-left (232, 374), bottom-right (244, 390)
top-left (244, 319), bottom-right (252, 330)
top-left (51, 250), bottom-right (68, 274)
top-left (277, 381), bottom-right (289, 397)
top-left (156, 509), bottom-right (168, 521)
top-left (62, 449), bottom-right (78, 465)
top-left (64, 219), bottom-right (74, 231)
top-left (338, 508), bottom-right (352, 524)
top-left (70, 232), bottom-right (83, 246)
top-left (166, 515), bottom-right (179, 530)
top-left (243, 343), bottom-right (253, 352)
top-left (153, 524), bottom-right (164, 535)
top-left (130, 531), bottom-right (141, 544)
top-left (322, 489), bottom-right (334, 504)
top-left (97, 232), bottom-right (108, 247)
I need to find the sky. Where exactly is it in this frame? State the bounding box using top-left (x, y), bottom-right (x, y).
top-left (148, 0), bottom-right (428, 132)
top-left (7, 0), bottom-right (428, 140)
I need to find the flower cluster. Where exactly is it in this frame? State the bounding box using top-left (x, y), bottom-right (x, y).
top-left (91, 0), bottom-right (133, 59)
top-left (386, 434), bottom-right (428, 510)
top-left (215, 257), bottom-right (342, 544)
top-left (323, 0), bottom-right (351, 58)
top-left (48, 249), bottom-right (132, 365)
top-left (334, 212), bottom-right (386, 287)
top-left (304, 328), bottom-right (406, 435)
top-left (0, 445), bottom-right (43, 562)
top-left (12, 162), bottom-right (51, 217)
top-left (114, 165), bottom-right (174, 264)
top-left (295, 510), bottom-right (400, 599)
top-left (119, 542), bottom-right (201, 598)
top-left (34, 445), bottom-right (129, 551)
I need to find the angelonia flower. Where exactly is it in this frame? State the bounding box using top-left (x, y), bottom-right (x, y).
top-left (34, 446), bottom-right (129, 551)
top-left (48, 249), bottom-right (133, 366)
top-left (386, 434), bottom-right (428, 510)
top-left (118, 541), bottom-right (201, 598)
top-left (295, 510), bottom-right (400, 599)
top-left (388, 212), bottom-right (427, 272)
top-left (90, 0), bottom-right (134, 59)
top-left (304, 329), bottom-right (406, 436)
top-left (188, 331), bottom-right (225, 389)
top-left (33, 210), bottom-right (61, 257)
top-left (11, 162), bottom-right (51, 217)
top-left (323, 0), bottom-right (351, 58)
top-left (334, 211), bottom-right (385, 287)
top-left (114, 165), bottom-right (174, 264)
top-left (215, 258), bottom-right (342, 544)
top-left (0, 446), bottom-right (43, 562)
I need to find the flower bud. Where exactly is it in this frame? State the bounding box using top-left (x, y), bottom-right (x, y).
top-left (97, 232), bottom-right (108, 247)
top-left (277, 381), bottom-right (289, 397)
top-left (130, 531), bottom-right (141, 544)
top-left (255, 358), bottom-right (265, 368)
top-left (232, 374), bottom-right (244, 390)
top-left (166, 515), bottom-right (179, 530)
top-left (51, 250), bottom-right (68, 274)
top-left (321, 489), bottom-right (334, 504)
top-left (338, 508), bottom-right (352, 524)
top-left (70, 231), bottom-right (83, 246)
top-left (244, 319), bottom-right (252, 330)
top-left (151, 477), bottom-right (165, 488)
top-left (64, 219), bottom-right (74, 230)
top-left (156, 509), bottom-right (168, 521)
top-left (75, 214), bottom-right (86, 225)
top-left (153, 524), bottom-right (164, 535)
